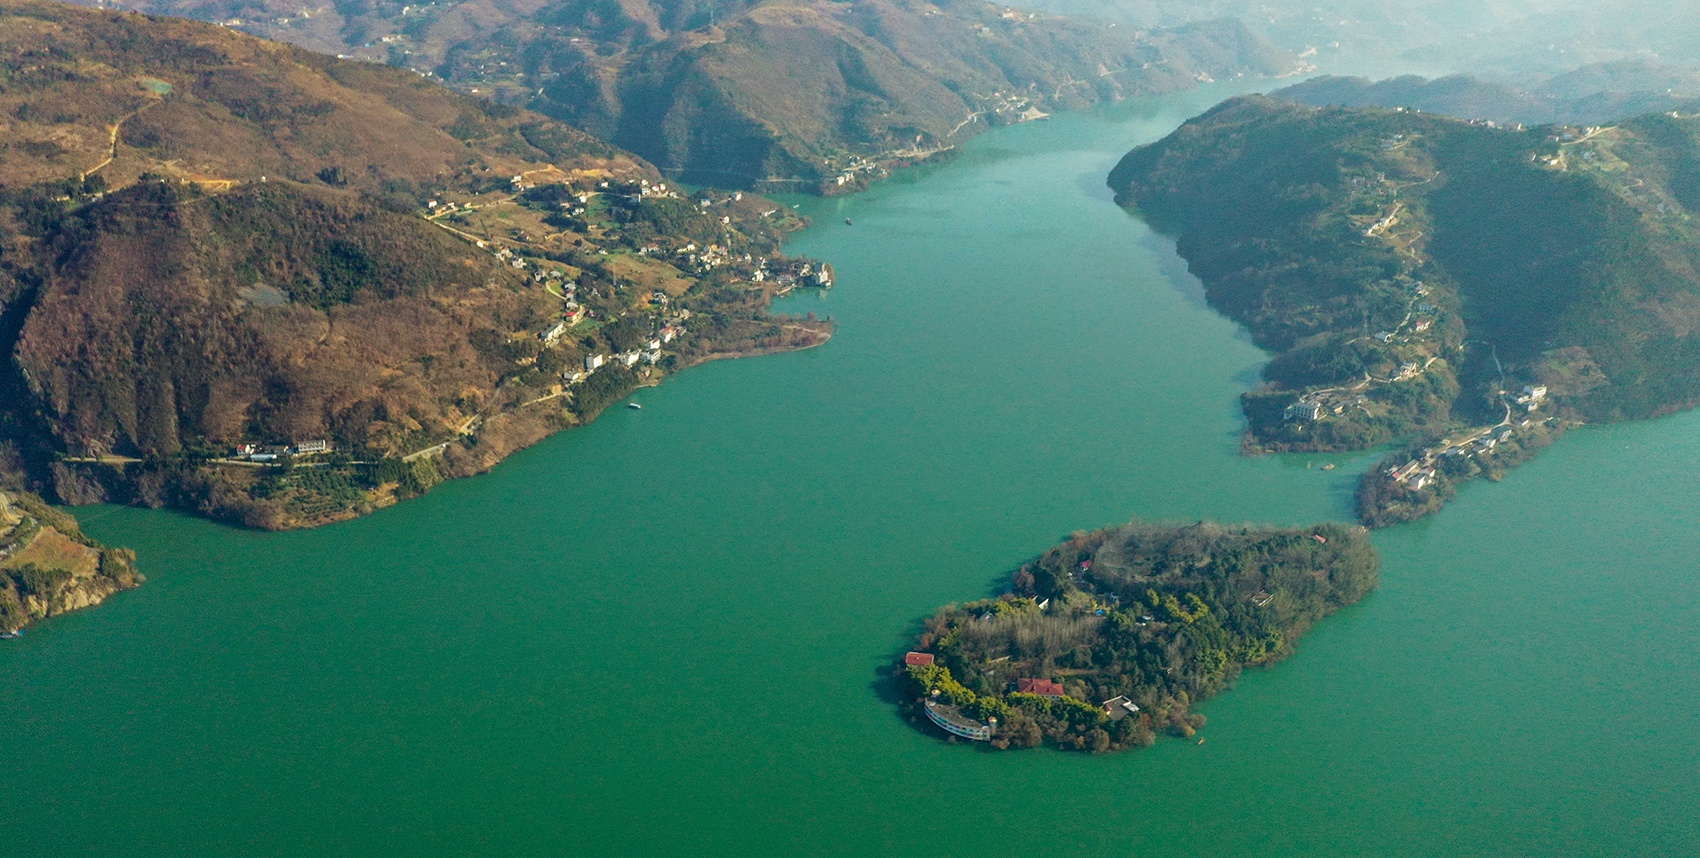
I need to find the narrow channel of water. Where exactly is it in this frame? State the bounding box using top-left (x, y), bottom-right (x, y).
top-left (4, 82), bottom-right (1697, 855)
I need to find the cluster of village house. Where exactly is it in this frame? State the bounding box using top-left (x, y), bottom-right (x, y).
top-left (1382, 385), bottom-right (1547, 491)
top-left (988, 91), bottom-right (1051, 124)
top-left (565, 320), bottom-right (684, 383)
top-left (1552, 126), bottom-right (1605, 144)
top-left (828, 156), bottom-right (884, 188)
top-left (423, 174), bottom-right (834, 395)
top-left (1535, 128), bottom-right (1606, 169)
top-left (811, 92), bottom-right (1058, 190)
top-left (436, 174), bottom-right (825, 332)
top-left (1513, 384), bottom-right (1549, 412)
top-left (629, 240), bottom-right (831, 292)
top-left (637, 241), bottom-right (739, 276)
top-left (1267, 174), bottom-right (1568, 497)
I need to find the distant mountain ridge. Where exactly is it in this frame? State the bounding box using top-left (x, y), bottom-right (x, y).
top-left (1027, 0), bottom-right (1700, 82)
top-left (69, 0), bottom-right (1301, 192)
top-left (529, 1), bottom-right (1298, 192)
top-left (1274, 63), bottom-right (1700, 127)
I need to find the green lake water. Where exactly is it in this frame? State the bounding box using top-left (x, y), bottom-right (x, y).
top-left (5, 84), bottom-right (1699, 855)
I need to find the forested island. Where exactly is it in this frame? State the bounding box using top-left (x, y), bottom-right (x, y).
top-left (899, 520), bottom-right (1378, 752)
top-left (0, 1), bottom-right (829, 535)
top-left (1110, 94), bottom-right (1700, 525)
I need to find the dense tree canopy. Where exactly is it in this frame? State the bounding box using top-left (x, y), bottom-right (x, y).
top-left (903, 520), bottom-right (1378, 752)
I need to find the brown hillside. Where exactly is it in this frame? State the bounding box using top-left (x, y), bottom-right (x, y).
top-left (0, 0), bottom-right (644, 193)
top-left (57, 0), bottom-right (1298, 191)
top-left (0, 1), bottom-right (828, 531)
top-left (16, 180), bottom-right (542, 459)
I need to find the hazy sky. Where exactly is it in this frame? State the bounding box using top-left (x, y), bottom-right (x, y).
top-left (1022, 0), bottom-right (1699, 78)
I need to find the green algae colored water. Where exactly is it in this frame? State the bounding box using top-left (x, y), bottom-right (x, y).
top-left (5, 85), bottom-right (1699, 855)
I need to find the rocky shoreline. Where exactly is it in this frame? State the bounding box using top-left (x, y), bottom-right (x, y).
top-left (0, 489), bottom-right (142, 635)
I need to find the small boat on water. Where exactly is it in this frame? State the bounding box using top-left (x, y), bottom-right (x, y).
top-left (1321, 463), bottom-right (1336, 471)
top-left (627, 403), bottom-right (643, 410)
top-left (0, 629), bottom-right (23, 640)
top-left (844, 218), bottom-right (853, 225)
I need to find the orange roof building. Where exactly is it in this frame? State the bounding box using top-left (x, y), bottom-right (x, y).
top-left (1015, 678), bottom-right (1066, 697)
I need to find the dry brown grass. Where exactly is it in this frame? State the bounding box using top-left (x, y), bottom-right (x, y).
top-left (1, 526), bottom-right (101, 579)
top-left (957, 610), bottom-right (1105, 662)
top-left (0, 0), bottom-right (650, 194)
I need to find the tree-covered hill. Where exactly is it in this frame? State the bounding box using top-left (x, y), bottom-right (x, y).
top-left (1109, 95), bottom-right (1700, 524)
top-left (0, 0), bottom-right (829, 531)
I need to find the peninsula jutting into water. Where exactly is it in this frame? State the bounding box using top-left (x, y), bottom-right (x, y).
top-left (1111, 94), bottom-right (1700, 526)
top-left (0, 487), bottom-right (140, 635)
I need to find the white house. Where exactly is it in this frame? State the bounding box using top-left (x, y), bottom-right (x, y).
top-left (1286, 400), bottom-right (1323, 421)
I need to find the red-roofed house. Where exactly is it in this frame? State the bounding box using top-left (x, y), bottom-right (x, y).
top-left (1015, 678), bottom-right (1066, 697)
top-left (904, 652), bottom-right (936, 666)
